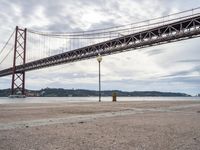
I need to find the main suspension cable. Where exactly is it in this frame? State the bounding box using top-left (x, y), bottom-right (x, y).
top-left (27, 6), bottom-right (200, 37)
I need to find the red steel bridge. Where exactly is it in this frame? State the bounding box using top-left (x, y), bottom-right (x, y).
top-left (1, 7), bottom-right (200, 96)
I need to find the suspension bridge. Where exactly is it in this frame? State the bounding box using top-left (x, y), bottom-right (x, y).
top-left (1, 7), bottom-right (200, 96)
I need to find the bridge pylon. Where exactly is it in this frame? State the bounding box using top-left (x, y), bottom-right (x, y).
top-left (10, 26), bottom-right (27, 97)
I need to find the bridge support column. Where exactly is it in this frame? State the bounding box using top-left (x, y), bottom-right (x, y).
top-left (10, 26), bottom-right (27, 97)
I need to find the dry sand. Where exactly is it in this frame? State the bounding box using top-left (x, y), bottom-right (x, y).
top-left (0, 101), bottom-right (200, 150)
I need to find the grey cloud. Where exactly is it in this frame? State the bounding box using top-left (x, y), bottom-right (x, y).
top-left (46, 20), bottom-right (80, 33)
top-left (161, 71), bottom-right (193, 78)
top-left (160, 65), bottom-right (200, 79)
top-left (47, 82), bottom-right (97, 90)
top-left (0, 77), bottom-right (11, 89)
top-left (176, 59), bottom-right (200, 63)
top-left (145, 48), bottom-right (166, 56)
top-left (28, 71), bottom-right (97, 80)
top-left (168, 76), bottom-right (200, 85)
top-left (52, 72), bottom-right (97, 79)
top-left (88, 20), bottom-right (118, 31)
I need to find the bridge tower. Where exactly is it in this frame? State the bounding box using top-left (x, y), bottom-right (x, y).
top-left (11, 26), bottom-right (27, 97)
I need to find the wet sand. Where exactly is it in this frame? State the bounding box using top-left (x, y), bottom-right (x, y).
top-left (0, 101), bottom-right (200, 150)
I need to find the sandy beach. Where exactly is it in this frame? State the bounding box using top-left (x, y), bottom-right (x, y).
top-left (0, 101), bottom-right (200, 150)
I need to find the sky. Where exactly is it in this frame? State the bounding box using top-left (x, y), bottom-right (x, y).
top-left (0, 0), bottom-right (200, 95)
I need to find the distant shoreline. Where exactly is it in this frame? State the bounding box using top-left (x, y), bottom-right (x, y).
top-left (0, 88), bottom-right (192, 97)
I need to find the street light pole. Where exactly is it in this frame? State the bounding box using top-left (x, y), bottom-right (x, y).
top-left (97, 54), bottom-right (102, 102)
top-left (98, 60), bottom-right (101, 102)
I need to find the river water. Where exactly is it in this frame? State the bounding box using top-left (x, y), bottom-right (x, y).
top-left (0, 97), bottom-right (200, 104)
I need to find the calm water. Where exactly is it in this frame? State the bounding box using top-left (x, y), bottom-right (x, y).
top-left (0, 97), bottom-right (200, 104)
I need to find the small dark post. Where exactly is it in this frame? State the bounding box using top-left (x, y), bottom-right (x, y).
top-left (112, 92), bottom-right (117, 102)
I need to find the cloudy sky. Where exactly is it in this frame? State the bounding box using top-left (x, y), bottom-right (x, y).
top-left (0, 0), bottom-right (200, 95)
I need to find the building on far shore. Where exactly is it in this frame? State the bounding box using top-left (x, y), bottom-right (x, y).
top-left (26, 91), bottom-right (40, 97)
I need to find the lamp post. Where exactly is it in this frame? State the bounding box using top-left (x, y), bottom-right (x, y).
top-left (97, 54), bottom-right (102, 102)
